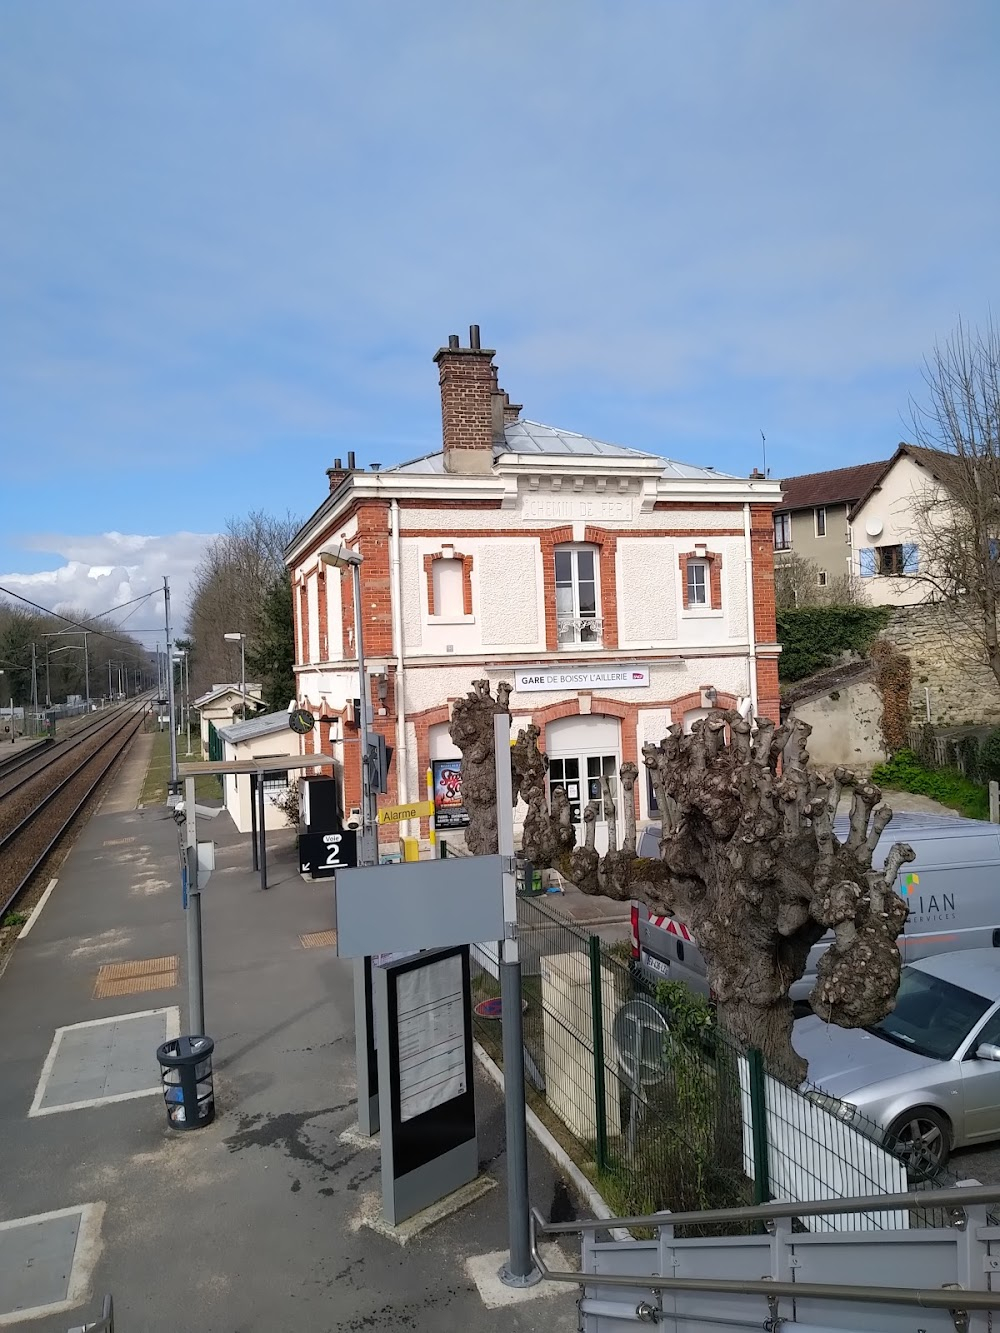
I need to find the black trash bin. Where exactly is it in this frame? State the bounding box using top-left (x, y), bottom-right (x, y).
top-left (156, 1035), bottom-right (215, 1129)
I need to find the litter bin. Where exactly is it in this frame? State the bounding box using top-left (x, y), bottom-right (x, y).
top-left (156, 1035), bottom-right (215, 1129)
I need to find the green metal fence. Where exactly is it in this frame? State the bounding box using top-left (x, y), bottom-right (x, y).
top-left (470, 892), bottom-right (955, 1234)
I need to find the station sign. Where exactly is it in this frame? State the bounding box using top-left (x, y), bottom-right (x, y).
top-left (299, 829), bottom-right (358, 878)
top-left (513, 664), bottom-right (650, 692)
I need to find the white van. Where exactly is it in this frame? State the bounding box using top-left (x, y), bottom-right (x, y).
top-left (633, 812), bottom-right (1000, 1003)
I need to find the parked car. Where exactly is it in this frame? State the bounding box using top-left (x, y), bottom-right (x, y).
top-left (794, 949), bottom-right (1000, 1169)
top-left (634, 812), bottom-right (1000, 1003)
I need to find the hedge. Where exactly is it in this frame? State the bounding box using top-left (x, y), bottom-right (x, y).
top-left (776, 606), bottom-right (891, 683)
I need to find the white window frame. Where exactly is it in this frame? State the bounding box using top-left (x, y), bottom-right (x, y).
top-left (686, 559), bottom-right (709, 607)
top-left (554, 543), bottom-right (602, 649)
top-left (547, 751), bottom-right (620, 826)
top-left (815, 506), bottom-right (827, 538)
top-left (774, 513), bottom-right (792, 551)
top-left (817, 570), bottom-right (828, 588)
top-left (680, 554), bottom-right (722, 620)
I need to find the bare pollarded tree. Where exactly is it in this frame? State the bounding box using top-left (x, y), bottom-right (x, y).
top-left (906, 318), bottom-right (1000, 691)
top-left (451, 680), bottom-right (914, 1085)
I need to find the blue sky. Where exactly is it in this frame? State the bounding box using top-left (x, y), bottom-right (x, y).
top-left (2, 1), bottom-right (999, 628)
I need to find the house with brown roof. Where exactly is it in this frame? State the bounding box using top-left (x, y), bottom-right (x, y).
top-left (773, 459), bottom-right (891, 590)
top-left (848, 443), bottom-right (962, 605)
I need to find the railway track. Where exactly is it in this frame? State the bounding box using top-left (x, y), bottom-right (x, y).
top-left (0, 699), bottom-right (151, 919)
top-left (0, 701), bottom-right (148, 799)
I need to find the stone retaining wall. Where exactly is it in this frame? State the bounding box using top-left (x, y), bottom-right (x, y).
top-left (885, 602), bottom-right (1000, 728)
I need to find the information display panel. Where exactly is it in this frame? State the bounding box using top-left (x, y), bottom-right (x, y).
top-left (373, 945), bottom-right (477, 1226)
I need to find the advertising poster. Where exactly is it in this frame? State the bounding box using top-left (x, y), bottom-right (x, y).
top-left (432, 759), bottom-right (469, 829)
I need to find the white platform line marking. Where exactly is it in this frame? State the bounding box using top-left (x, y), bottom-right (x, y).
top-left (28, 1006), bottom-right (181, 1117)
top-left (18, 878), bottom-right (58, 939)
top-left (0, 1201), bottom-right (105, 1327)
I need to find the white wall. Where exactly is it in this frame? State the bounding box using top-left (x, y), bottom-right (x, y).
top-left (222, 732), bottom-right (299, 834)
top-left (324, 569), bottom-right (342, 661)
top-left (307, 574), bottom-right (320, 663)
top-left (791, 682), bottom-right (885, 769)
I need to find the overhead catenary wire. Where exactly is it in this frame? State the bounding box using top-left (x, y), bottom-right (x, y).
top-left (0, 584), bottom-right (159, 659)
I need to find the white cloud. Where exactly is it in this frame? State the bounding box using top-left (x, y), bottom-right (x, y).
top-left (0, 532), bottom-right (216, 634)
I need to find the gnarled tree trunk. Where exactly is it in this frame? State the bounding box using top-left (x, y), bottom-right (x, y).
top-left (451, 681), bottom-right (913, 1085)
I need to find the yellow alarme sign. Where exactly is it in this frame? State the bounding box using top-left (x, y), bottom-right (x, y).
top-left (377, 800), bottom-right (434, 825)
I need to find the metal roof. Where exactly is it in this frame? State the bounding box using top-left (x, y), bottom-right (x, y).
top-left (387, 419), bottom-right (733, 480)
top-left (217, 711), bottom-right (293, 744)
top-left (178, 754), bottom-right (336, 776)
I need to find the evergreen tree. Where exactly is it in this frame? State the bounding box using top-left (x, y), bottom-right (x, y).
top-left (246, 573), bottom-right (295, 713)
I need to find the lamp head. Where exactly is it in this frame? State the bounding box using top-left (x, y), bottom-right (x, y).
top-left (318, 541), bottom-right (363, 569)
top-left (223, 632), bottom-right (244, 642)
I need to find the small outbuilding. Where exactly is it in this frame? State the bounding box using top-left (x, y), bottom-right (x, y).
top-left (216, 711), bottom-right (298, 833)
top-left (193, 683), bottom-right (266, 751)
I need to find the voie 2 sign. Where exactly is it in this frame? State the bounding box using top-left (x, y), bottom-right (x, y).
top-left (513, 664), bottom-right (650, 693)
top-left (299, 829), bottom-right (358, 879)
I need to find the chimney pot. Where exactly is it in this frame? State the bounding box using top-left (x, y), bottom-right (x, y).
top-left (448, 334), bottom-right (460, 350)
top-left (347, 450), bottom-right (356, 470)
top-left (334, 457), bottom-right (342, 470)
top-left (469, 324), bottom-right (480, 350)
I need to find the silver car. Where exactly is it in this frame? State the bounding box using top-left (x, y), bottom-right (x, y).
top-left (795, 949), bottom-right (1000, 1170)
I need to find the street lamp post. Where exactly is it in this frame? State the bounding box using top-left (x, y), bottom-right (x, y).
top-left (163, 575), bottom-right (178, 793)
top-left (223, 633), bottom-right (246, 720)
top-left (317, 542), bottom-right (377, 867)
top-left (174, 650), bottom-right (192, 756)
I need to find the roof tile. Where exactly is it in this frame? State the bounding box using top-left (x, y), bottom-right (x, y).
top-left (777, 460), bottom-right (892, 511)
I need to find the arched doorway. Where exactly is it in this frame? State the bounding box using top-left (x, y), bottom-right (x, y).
top-left (544, 713), bottom-right (622, 854)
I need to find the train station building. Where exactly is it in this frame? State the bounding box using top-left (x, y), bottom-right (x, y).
top-left (284, 327), bottom-right (783, 847)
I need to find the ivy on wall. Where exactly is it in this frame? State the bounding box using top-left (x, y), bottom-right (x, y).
top-left (870, 638), bottom-right (912, 753)
top-left (777, 606), bottom-right (891, 683)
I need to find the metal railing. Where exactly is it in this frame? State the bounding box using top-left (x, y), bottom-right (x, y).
top-left (530, 1183), bottom-right (1000, 1311)
top-left (557, 614), bottom-right (604, 646)
top-left (470, 893), bottom-right (961, 1234)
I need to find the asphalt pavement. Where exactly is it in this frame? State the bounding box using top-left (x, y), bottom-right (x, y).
top-left (0, 759), bottom-right (580, 1330)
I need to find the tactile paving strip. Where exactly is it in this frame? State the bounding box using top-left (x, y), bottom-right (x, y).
top-left (93, 956), bottom-right (178, 998)
top-left (299, 930), bottom-right (337, 949)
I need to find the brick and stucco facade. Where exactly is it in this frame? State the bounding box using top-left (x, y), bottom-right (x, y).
top-left (286, 328), bottom-right (782, 846)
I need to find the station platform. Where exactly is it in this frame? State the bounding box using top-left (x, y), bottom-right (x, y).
top-left (0, 759), bottom-right (577, 1329)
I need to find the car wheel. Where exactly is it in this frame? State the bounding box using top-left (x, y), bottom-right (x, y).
top-left (886, 1107), bottom-right (952, 1175)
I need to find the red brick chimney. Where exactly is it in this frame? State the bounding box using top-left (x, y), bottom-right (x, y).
top-left (503, 391), bottom-right (523, 425)
top-left (433, 325), bottom-right (497, 475)
top-left (325, 451), bottom-right (357, 492)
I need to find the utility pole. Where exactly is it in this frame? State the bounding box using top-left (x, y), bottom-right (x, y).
top-left (31, 643), bottom-right (38, 724)
top-left (108, 660), bottom-right (113, 700)
top-left (164, 576), bottom-right (178, 793)
top-left (83, 631), bottom-right (90, 709)
top-left (44, 639), bottom-right (51, 709)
